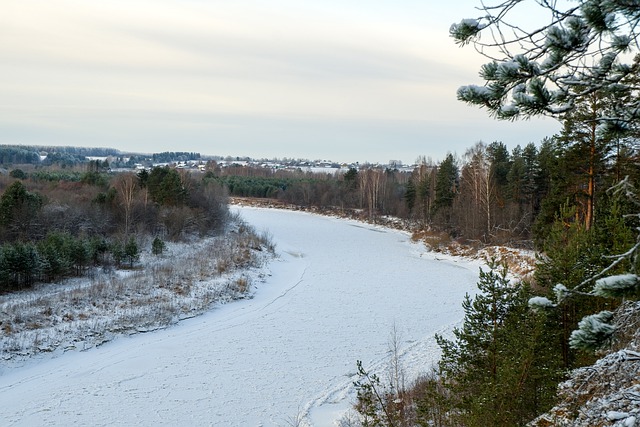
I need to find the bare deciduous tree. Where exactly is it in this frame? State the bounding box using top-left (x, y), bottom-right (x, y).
top-left (115, 173), bottom-right (138, 236)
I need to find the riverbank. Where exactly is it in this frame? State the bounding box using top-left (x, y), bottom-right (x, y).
top-left (230, 197), bottom-right (537, 280)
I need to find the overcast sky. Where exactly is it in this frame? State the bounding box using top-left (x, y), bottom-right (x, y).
top-left (1, 0), bottom-right (560, 164)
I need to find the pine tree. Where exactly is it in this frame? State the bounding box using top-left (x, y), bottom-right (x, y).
top-left (450, 2), bottom-right (640, 419)
top-left (124, 237), bottom-right (140, 268)
top-left (37, 232), bottom-right (73, 281)
top-left (569, 310), bottom-right (615, 352)
top-left (1, 242), bottom-right (43, 289)
top-left (433, 262), bottom-right (561, 426)
top-left (487, 141), bottom-right (510, 194)
top-left (0, 181), bottom-right (43, 240)
top-left (436, 262), bottom-right (516, 425)
top-left (521, 142), bottom-right (541, 213)
top-left (433, 154), bottom-right (457, 211)
top-left (147, 167), bottom-right (187, 206)
top-left (507, 145), bottom-right (525, 204)
top-left (110, 241), bottom-right (125, 267)
top-left (404, 179), bottom-right (416, 214)
top-left (532, 139), bottom-right (572, 247)
top-left (152, 237), bottom-right (166, 256)
top-left (556, 90), bottom-right (615, 230)
top-left (432, 154), bottom-right (458, 229)
top-left (451, 2), bottom-right (640, 130)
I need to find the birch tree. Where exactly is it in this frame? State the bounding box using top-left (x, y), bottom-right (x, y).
top-left (460, 142), bottom-right (495, 240)
top-left (115, 173), bottom-right (138, 236)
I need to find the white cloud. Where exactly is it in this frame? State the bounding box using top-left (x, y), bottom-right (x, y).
top-left (0, 0), bottom-right (560, 162)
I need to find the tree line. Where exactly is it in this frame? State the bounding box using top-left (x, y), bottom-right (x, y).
top-left (208, 124), bottom-right (638, 251)
top-left (206, 162), bottom-right (411, 220)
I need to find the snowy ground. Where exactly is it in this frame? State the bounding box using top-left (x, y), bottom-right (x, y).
top-left (0, 207), bottom-right (482, 426)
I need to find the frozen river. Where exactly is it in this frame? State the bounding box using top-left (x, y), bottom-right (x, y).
top-left (0, 207), bottom-right (480, 426)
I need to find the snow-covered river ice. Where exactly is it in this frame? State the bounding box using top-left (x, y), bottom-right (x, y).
top-left (0, 207), bottom-right (481, 426)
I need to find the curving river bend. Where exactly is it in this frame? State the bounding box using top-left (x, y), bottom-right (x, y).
top-left (0, 207), bottom-right (480, 426)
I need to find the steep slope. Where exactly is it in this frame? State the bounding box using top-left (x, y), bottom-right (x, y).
top-left (530, 301), bottom-right (640, 427)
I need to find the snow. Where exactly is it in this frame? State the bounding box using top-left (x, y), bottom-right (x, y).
top-left (554, 283), bottom-right (569, 302)
top-left (531, 301), bottom-right (640, 426)
top-left (569, 311), bottom-right (615, 351)
top-left (598, 274), bottom-right (638, 287)
top-left (459, 84), bottom-right (493, 98)
top-left (451, 18), bottom-right (487, 33)
top-left (609, 411), bottom-right (631, 421)
top-left (498, 60), bottom-right (521, 72)
top-left (0, 207), bottom-right (481, 426)
top-left (528, 296), bottom-right (554, 308)
top-left (594, 273), bottom-right (639, 297)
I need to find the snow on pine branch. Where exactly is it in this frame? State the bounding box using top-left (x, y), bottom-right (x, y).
top-left (569, 310), bottom-right (616, 352)
top-left (593, 274), bottom-right (640, 298)
top-left (452, 0), bottom-right (640, 123)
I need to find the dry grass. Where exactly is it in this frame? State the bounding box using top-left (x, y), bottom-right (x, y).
top-left (0, 219), bottom-right (275, 363)
top-left (411, 230), bottom-right (537, 280)
top-left (231, 277), bottom-right (249, 294)
top-left (411, 229), bottom-right (452, 248)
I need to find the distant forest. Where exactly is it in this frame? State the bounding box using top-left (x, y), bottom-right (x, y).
top-left (0, 145), bottom-right (202, 169)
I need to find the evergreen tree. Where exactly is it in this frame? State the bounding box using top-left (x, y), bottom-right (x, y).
top-left (556, 90), bottom-right (614, 230)
top-left (124, 236), bottom-right (140, 268)
top-left (147, 167), bottom-right (187, 206)
top-left (37, 232), bottom-right (73, 281)
top-left (68, 237), bottom-right (91, 275)
top-left (89, 236), bottom-right (110, 265)
top-left (404, 179), bottom-right (416, 214)
top-left (568, 310), bottom-right (615, 352)
top-left (533, 197), bottom-right (634, 367)
top-left (521, 142), bottom-right (541, 212)
top-left (451, 2), bottom-right (640, 130)
top-left (444, 4), bottom-right (640, 418)
top-left (343, 167), bottom-right (358, 187)
top-left (0, 181), bottom-right (44, 240)
top-left (0, 242), bottom-right (43, 289)
top-left (9, 169), bottom-right (27, 180)
top-left (434, 262), bottom-right (561, 426)
top-left (152, 237), bottom-right (166, 256)
top-left (110, 241), bottom-right (125, 267)
top-left (532, 139), bottom-right (572, 247)
top-left (137, 168), bottom-right (149, 187)
top-left (487, 141), bottom-right (510, 193)
top-left (432, 154), bottom-right (458, 229)
top-left (507, 145), bottom-right (526, 204)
